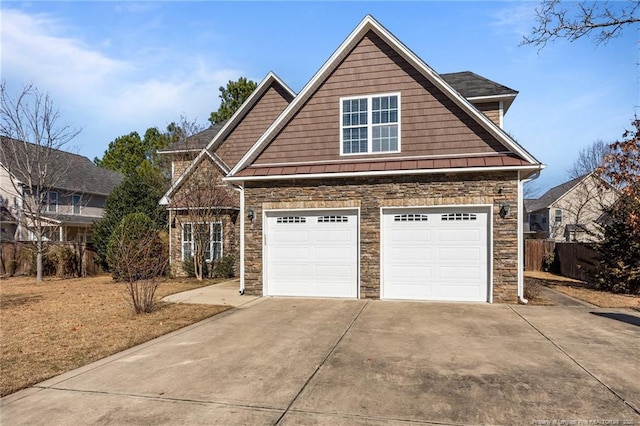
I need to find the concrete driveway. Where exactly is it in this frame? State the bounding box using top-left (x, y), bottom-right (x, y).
top-left (2, 299), bottom-right (639, 425)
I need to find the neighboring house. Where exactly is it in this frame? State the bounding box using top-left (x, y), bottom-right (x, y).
top-left (525, 173), bottom-right (618, 242)
top-left (159, 73), bottom-right (296, 276)
top-left (0, 137), bottom-right (123, 242)
top-left (166, 16), bottom-right (543, 303)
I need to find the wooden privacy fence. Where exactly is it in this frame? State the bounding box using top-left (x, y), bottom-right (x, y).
top-left (524, 239), bottom-right (597, 282)
top-left (0, 242), bottom-right (102, 277)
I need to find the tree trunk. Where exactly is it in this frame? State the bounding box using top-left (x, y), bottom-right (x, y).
top-left (36, 241), bottom-right (43, 283)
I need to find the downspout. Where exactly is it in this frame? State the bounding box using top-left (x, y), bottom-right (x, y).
top-left (518, 169), bottom-right (541, 304)
top-left (226, 182), bottom-right (245, 295)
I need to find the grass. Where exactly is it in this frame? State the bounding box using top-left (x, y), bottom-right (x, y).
top-left (524, 270), bottom-right (640, 309)
top-left (0, 275), bottom-right (232, 397)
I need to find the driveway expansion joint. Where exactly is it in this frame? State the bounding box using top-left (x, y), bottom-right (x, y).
top-left (508, 305), bottom-right (640, 416)
top-left (273, 300), bottom-right (370, 425)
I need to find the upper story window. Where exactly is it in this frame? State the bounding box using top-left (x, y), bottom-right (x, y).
top-left (554, 209), bottom-right (562, 223)
top-left (43, 191), bottom-right (58, 213)
top-left (72, 195), bottom-right (81, 215)
top-left (341, 93), bottom-right (400, 155)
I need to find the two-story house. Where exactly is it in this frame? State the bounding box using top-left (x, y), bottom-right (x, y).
top-left (0, 137), bottom-right (123, 243)
top-left (162, 16), bottom-right (543, 303)
top-left (525, 173), bottom-right (618, 242)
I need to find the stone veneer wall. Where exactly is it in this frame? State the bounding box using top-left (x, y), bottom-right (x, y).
top-left (169, 210), bottom-right (240, 277)
top-left (243, 172), bottom-right (519, 303)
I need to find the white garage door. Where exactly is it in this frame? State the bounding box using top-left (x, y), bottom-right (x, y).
top-left (382, 208), bottom-right (489, 302)
top-left (265, 210), bottom-right (358, 298)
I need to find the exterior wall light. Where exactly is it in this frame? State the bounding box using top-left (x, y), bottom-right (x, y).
top-left (248, 208), bottom-right (256, 221)
top-left (499, 202), bottom-right (511, 218)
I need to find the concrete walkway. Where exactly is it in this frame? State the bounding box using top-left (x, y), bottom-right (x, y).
top-left (538, 285), bottom-right (597, 307)
top-left (162, 279), bottom-right (260, 307)
top-left (2, 299), bottom-right (639, 425)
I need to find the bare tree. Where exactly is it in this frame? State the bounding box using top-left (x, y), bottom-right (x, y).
top-left (567, 139), bottom-right (611, 179)
top-left (0, 82), bottom-right (80, 282)
top-left (522, 0), bottom-right (640, 49)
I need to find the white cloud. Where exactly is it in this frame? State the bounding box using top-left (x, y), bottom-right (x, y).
top-left (0, 8), bottom-right (243, 157)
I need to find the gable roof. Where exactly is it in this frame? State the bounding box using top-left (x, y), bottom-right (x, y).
top-left (159, 72), bottom-right (295, 205)
top-left (441, 71), bottom-right (518, 112)
top-left (525, 174), bottom-right (590, 213)
top-left (227, 15), bottom-right (541, 181)
top-left (158, 121), bottom-right (228, 155)
top-left (1, 137), bottom-right (123, 196)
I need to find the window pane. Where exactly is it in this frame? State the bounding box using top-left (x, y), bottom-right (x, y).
top-left (343, 100), bottom-right (351, 112)
top-left (360, 99), bottom-right (367, 110)
top-left (381, 96), bottom-right (388, 109)
top-left (372, 124), bottom-right (398, 152)
top-left (372, 111), bottom-right (380, 124)
top-left (343, 114), bottom-right (351, 126)
top-left (390, 110), bottom-right (397, 122)
top-left (372, 97), bottom-right (379, 110)
top-left (359, 112), bottom-right (367, 125)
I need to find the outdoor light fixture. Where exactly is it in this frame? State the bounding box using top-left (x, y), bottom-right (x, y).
top-left (248, 208), bottom-right (255, 221)
top-left (499, 202), bottom-right (511, 218)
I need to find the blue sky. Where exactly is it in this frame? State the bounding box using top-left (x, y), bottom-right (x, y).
top-left (1, 1), bottom-right (637, 193)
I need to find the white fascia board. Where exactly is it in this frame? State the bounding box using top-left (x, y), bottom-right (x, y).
top-left (230, 18), bottom-right (375, 177)
top-left (230, 15), bottom-right (540, 177)
top-left (160, 72), bottom-right (295, 205)
top-left (225, 164), bottom-right (543, 183)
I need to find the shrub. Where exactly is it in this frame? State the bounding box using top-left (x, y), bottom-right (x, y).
top-left (181, 257), bottom-right (208, 278)
top-left (541, 252), bottom-right (555, 272)
top-left (107, 213), bottom-right (168, 313)
top-left (25, 247), bottom-right (56, 277)
top-left (524, 280), bottom-right (542, 301)
top-left (213, 256), bottom-right (235, 278)
top-left (50, 246), bottom-right (79, 278)
top-left (6, 260), bottom-right (17, 276)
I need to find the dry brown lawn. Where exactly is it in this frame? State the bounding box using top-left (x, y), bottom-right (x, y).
top-left (0, 275), bottom-right (232, 396)
top-left (524, 270), bottom-right (640, 309)
top-left (550, 284), bottom-right (640, 309)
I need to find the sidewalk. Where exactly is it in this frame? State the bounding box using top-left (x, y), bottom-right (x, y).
top-left (162, 279), bottom-right (261, 307)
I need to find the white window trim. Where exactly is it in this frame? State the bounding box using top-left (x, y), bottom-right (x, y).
top-left (554, 209), bottom-right (562, 223)
top-left (181, 221), bottom-right (223, 262)
top-left (45, 191), bottom-right (58, 213)
top-left (72, 194), bottom-right (81, 215)
top-left (339, 92), bottom-right (401, 156)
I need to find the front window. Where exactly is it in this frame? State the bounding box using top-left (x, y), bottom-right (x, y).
top-left (341, 93), bottom-right (400, 155)
top-left (182, 222), bottom-right (223, 262)
top-left (72, 195), bottom-right (81, 215)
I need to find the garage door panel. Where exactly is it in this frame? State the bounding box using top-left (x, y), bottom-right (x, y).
top-left (271, 247), bottom-right (311, 260)
top-left (266, 211), bottom-right (358, 298)
top-left (383, 208), bottom-right (489, 302)
top-left (391, 229), bottom-right (430, 243)
top-left (315, 229), bottom-right (352, 243)
top-left (438, 229), bottom-right (481, 243)
top-left (438, 247), bottom-right (480, 261)
top-left (272, 229), bottom-right (311, 243)
top-left (391, 247), bottom-right (432, 261)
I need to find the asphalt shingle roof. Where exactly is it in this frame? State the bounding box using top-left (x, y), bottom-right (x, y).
top-left (1, 137), bottom-right (123, 196)
top-left (158, 121), bottom-right (228, 154)
top-left (441, 71), bottom-right (518, 98)
top-left (525, 175), bottom-right (587, 213)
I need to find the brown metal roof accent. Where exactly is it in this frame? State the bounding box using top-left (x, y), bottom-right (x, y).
top-left (234, 154), bottom-right (531, 178)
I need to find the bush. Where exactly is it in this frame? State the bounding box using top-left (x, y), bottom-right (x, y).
top-left (6, 260), bottom-right (17, 276)
top-left (542, 252), bottom-right (555, 272)
top-left (107, 213), bottom-right (168, 282)
top-left (25, 247), bottom-right (56, 277)
top-left (213, 256), bottom-right (235, 278)
top-left (181, 257), bottom-right (208, 278)
top-left (524, 280), bottom-right (542, 301)
top-left (107, 213), bottom-right (168, 313)
top-left (50, 246), bottom-right (79, 278)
